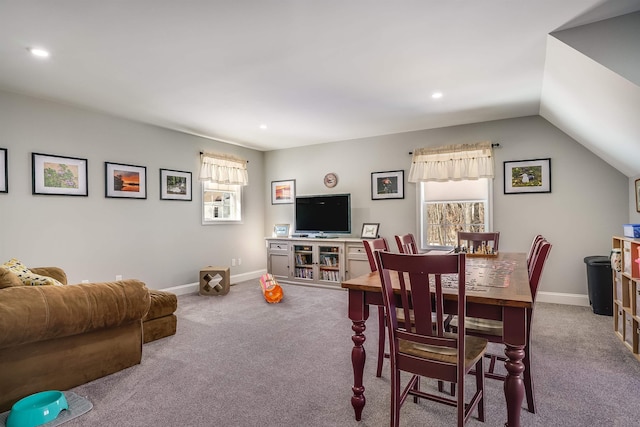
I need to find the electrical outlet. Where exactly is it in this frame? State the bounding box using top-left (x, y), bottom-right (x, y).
top-left (231, 259), bottom-right (236, 267)
top-left (81, 279), bottom-right (89, 284)
top-left (238, 258), bottom-right (242, 266)
top-left (115, 275), bottom-right (123, 281)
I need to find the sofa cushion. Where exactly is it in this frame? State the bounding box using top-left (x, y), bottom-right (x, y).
top-left (1, 259), bottom-right (64, 287)
top-left (0, 267), bottom-right (23, 289)
top-left (144, 290), bottom-right (178, 321)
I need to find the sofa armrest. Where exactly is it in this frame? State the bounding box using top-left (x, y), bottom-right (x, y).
top-left (0, 280), bottom-right (150, 349)
top-left (29, 267), bottom-right (68, 285)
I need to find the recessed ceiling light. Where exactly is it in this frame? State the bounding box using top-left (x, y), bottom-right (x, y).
top-left (432, 91), bottom-right (443, 99)
top-left (259, 124), bottom-right (268, 130)
top-left (28, 47), bottom-right (50, 58)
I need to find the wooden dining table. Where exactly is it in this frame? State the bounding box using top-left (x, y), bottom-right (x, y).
top-left (341, 252), bottom-right (532, 427)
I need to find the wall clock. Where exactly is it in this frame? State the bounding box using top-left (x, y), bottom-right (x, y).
top-left (323, 172), bottom-right (338, 188)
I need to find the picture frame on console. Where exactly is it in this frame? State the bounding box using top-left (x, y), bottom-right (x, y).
top-left (504, 158), bottom-right (551, 194)
top-left (271, 179), bottom-right (295, 204)
top-left (274, 224), bottom-right (290, 237)
top-left (105, 162), bottom-right (147, 199)
top-left (160, 169), bottom-right (192, 201)
top-left (0, 148), bottom-right (7, 193)
top-left (371, 170), bottom-right (404, 200)
top-left (361, 223), bottom-right (380, 239)
top-left (32, 152), bottom-right (88, 196)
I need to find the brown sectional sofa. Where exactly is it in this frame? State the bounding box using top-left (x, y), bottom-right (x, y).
top-left (0, 266), bottom-right (178, 412)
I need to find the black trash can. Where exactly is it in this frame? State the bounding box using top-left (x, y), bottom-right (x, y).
top-left (583, 256), bottom-right (613, 316)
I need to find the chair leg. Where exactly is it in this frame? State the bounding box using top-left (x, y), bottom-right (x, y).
top-left (376, 306), bottom-right (386, 378)
top-left (476, 358), bottom-right (485, 422)
top-left (390, 368), bottom-right (401, 427)
top-left (523, 350), bottom-right (536, 413)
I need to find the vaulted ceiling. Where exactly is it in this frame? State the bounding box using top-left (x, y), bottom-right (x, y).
top-left (1, 1), bottom-right (639, 175)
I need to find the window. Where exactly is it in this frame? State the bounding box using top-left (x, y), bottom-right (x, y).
top-left (202, 182), bottom-right (242, 223)
top-left (418, 178), bottom-right (492, 249)
top-left (199, 152), bottom-right (248, 225)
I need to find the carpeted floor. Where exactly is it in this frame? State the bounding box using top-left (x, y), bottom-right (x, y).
top-left (62, 279), bottom-right (640, 426)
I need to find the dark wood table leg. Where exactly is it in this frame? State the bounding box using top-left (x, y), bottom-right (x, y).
top-left (502, 306), bottom-right (526, 427)
top-left (348, 290), bottom-right (369, 421)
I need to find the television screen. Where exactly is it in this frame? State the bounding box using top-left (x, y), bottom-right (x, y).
top-left (295, 194), bottom-right (351, 235)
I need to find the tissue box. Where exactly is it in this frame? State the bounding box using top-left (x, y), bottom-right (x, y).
top-left (623, 224), bottom-right (640, 238)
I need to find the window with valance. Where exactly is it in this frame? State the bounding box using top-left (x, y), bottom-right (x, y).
top-left (199, 153), bottom-right (248, 224)
top-left (409, 142), bottom-right (495, 249)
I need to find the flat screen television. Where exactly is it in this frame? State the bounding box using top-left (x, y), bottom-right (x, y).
top-left (294, 194), bottom-right (351, 236)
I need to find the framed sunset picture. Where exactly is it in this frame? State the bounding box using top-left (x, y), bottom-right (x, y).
top-left (105, 162), bottom-right (147, 199)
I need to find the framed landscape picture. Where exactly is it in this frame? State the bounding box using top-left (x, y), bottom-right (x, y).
top-left (32, 152), bottom-right (88, 196)
top-left (0, 148), bottom-right (6, 193)
top-left (504, 158), bottom-right (551, 194)
top-left (371, 170), bottom-right (404, 200)
top-left (105, 162), bottom-right (147, 199)
top-left (271, 179), bottom-right (295, 204)
top-left (160, 169), bottom-right (192, 201)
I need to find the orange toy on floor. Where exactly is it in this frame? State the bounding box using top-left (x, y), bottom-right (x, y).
top-left (259, 274), bottom-right (284, 303)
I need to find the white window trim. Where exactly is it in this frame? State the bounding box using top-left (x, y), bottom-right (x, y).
top-left (202, 182), bottom-right (243, 225)
top-left (415, 179), bottom-right (493, 251)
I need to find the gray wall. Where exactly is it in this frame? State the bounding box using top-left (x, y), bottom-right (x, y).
top-left (1, 89), bottom-right (631, 302)
top-left (0, 90), bottom-right (266, 288)
top-left (265, 116), bottom-right (628, 302)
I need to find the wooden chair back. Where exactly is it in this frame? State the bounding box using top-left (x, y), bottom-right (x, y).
top-left (457, 231), bottom-right (500, 253)
top-left (526, 235), bottom-right (545, 271)
top-left (529, 240), bottom-right (552, 301)
top-left (363, 237), bottom-right (390, 272)
top-left (394, 233), bottom-right (418, 254)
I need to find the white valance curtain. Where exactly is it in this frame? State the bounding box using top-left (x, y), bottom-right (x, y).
top-left (408, 141), bottom-right (494, 182)
top-left (199, 152), bottom-right (249, 186)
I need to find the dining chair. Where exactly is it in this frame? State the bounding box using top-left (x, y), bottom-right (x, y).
top-left (395, 232), bottom-right (455, 393)
top-left (456, 231), bottom-right (500, 254)
top-left (363, 237), bottom-right (391, 378)
top-left (375, 251), bottom-right (487, 427)
top-left (395, 233), bottom-right (419, 255)
top-left (453, 238), bottom-right (552, 414)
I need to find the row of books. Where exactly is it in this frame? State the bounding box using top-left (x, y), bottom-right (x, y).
top-left (319, 255), bottom-right (338, 266)
top-left (294, 254), bottom-right (312, 265)
top-left (320, 270), bottom-right (340, 282)
top-left (294, 268), bottom-right (313, 279)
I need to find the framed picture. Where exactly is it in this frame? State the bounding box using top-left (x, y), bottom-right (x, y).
top-left (273, 224), bottom-right (290, 237)
top-left (371, 170), bottom-right (404, 200)
top-left (361, 223), bottom-right (380, 239)
top-left (504, 158), bottom-right (551, 194)
top-left (271, 179), bottom-right (295, 204)
top-left (32, 152), bottom-right (88, 196)
top-left (0, 148), bottom-right (7, 193)
top-left (160, 169), bottom-right (192, 201)
top-left (105, 162), bottom-right (147, 199)
top-left (635, 179), bottom-right (640, 213)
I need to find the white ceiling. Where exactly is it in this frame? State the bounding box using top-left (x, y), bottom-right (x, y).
top-left (0, 1), bottom-right (639, 174)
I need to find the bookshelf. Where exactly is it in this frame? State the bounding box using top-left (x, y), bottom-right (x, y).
top-left (612, 236), bottom-right (640, 361)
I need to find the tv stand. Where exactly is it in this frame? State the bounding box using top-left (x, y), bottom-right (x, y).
top-left (265, 237), bottom-right (370, 289)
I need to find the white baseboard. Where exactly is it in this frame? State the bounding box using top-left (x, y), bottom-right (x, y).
top-left (536, 291), bottom-right (590, 307)
top-left (162, 269), bottom-right (267, 296)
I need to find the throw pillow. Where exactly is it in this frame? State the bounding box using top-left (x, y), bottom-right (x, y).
top-left (1, 258), bottom-right (64, 287)
top-left (0, 266), bottom-right (23, 289)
